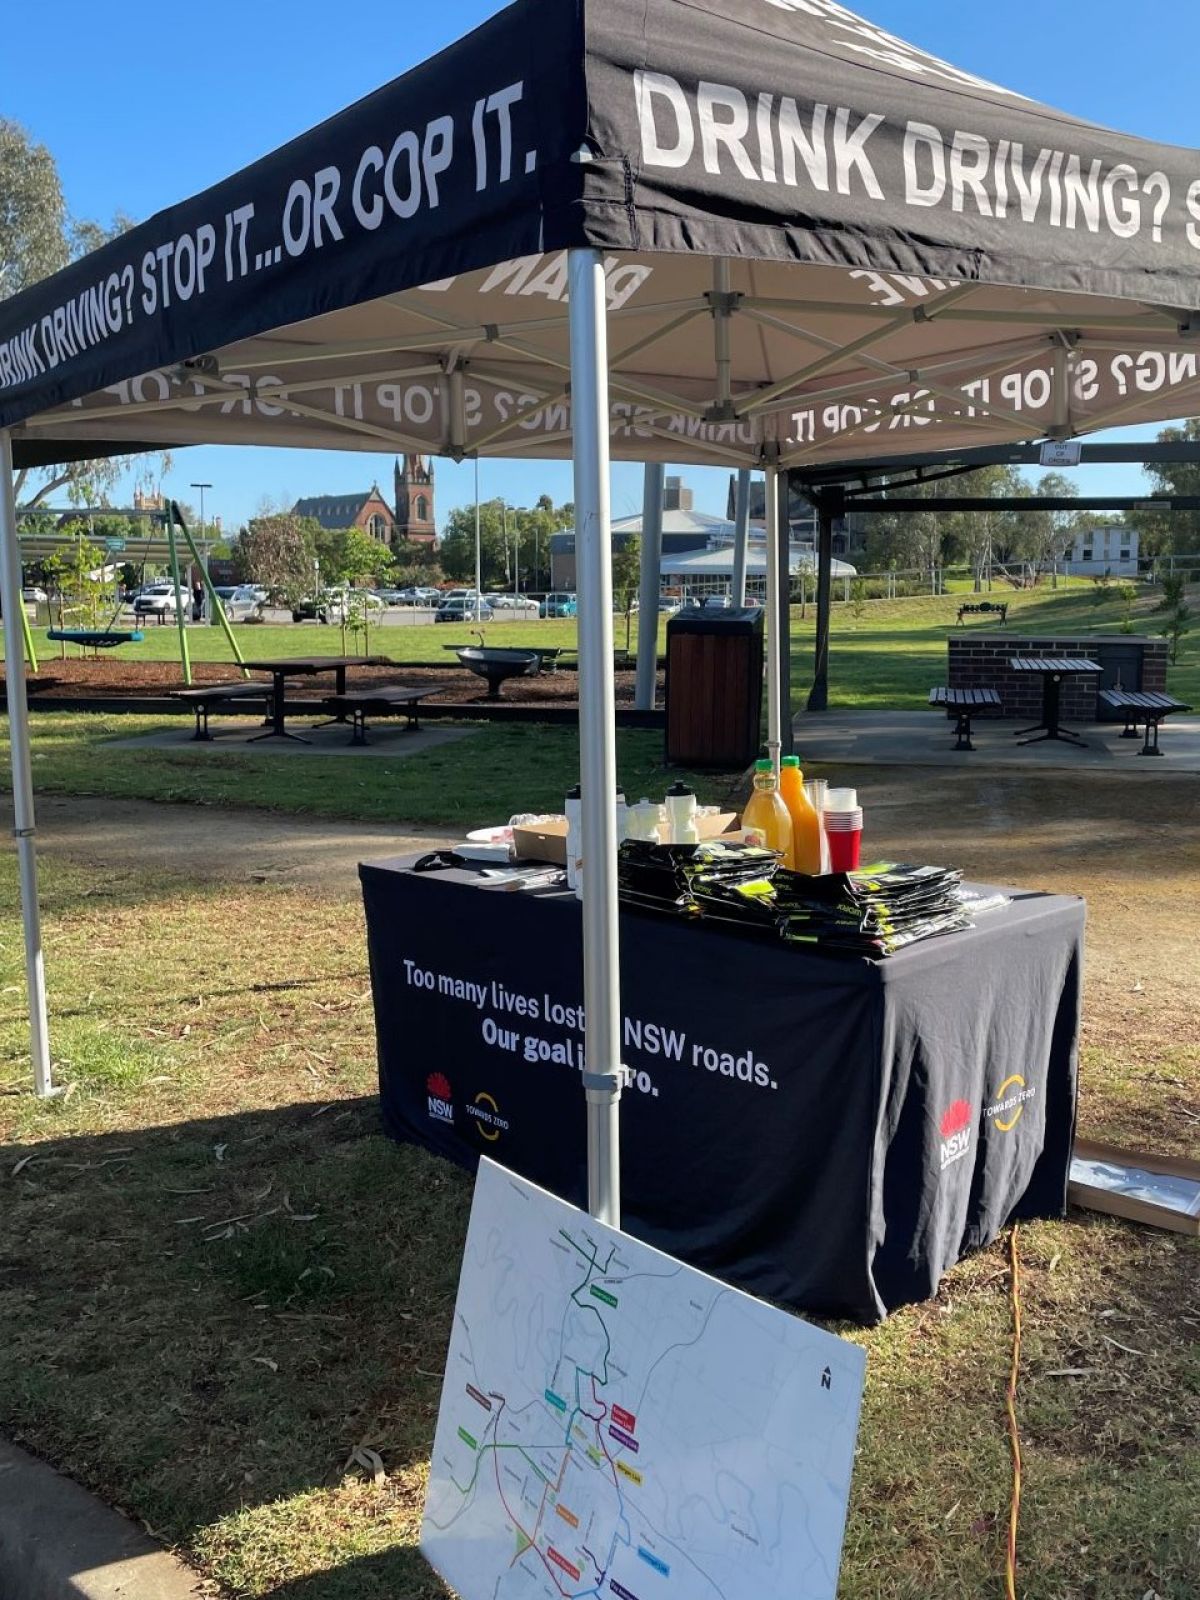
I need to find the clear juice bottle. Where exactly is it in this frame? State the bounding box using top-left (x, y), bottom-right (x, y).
top-left (779, 755), bottom-right (824, 873)
top-left (741, 759), bottom-right (793, 863)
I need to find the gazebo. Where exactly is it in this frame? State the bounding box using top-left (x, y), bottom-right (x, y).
top-left (3, 0), bottom-right (1199, 1224)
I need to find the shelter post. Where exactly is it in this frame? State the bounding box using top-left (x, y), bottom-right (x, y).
top-left (807, 488), bottom-right (841, 713)
top-left (635, 464), bottom-right (665, 710)
top-left (165, 509), bottom-right (192, 686)
top-left (0, 430), bottom-right (54, 1098)
top-left (473, 459), bottom-right (482, 624)
top-left (568, 247), bottom-right (624, 1229)
top-left (764, 455), bottom-right (782, 774)
top-left (775, 471), bottom-right (794, 757)
top-left (731, 468), bottom-right (751, 608)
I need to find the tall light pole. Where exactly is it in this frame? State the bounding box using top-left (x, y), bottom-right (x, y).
top-left (473, 459), bottom-right (482, 623)
top-left (190, 481), bottom-right (212, 623)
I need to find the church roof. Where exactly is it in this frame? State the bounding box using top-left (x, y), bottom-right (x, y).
top-left (292, 489), bottom-right (392, 531)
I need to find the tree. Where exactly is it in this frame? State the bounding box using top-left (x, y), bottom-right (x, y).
top-left (234, 515), bottom-right (317, 604)
top-left (1, 119), bottom-right (170, 508)
top-left (611, 534), bottom-right (641, 653)
top-left (1129, 419), bottom-right (1200, 557)
top-left (312, 526), bottom-right (397, 587)
top-left (439, 495), bottom-right (574, 587)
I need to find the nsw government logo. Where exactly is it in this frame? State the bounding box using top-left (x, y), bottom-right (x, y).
top-left (426, 1071), bottom-right (454, 1125)
top-left (987, 1074), bottom-right (1037, 1132)
top-left (939, 1098), bottom-right (973, 1171)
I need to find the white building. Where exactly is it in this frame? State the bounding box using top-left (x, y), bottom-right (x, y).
top-left (1065, 524), bottom-right (1138, 577)
top-left (660, 543), bottom-right (856, 600)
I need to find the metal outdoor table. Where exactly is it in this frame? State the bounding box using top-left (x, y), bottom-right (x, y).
top-left (1008, 656), bottom-right (1101, 747)
top-left (242, 655), bottom-right (389, 742)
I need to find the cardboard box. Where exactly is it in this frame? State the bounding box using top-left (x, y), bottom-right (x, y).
top-left (1069, 1137), bottom-right (1200, 1237)
top-left (511, 811), bottom-right (739, 866)
top-left (512, 817), bottom-right (568, 865)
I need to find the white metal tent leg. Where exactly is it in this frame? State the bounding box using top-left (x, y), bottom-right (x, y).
top-left (0, 430), bottom-right (54, 1097)
top-left (764, 459), bottom-right (782, 775)
top-left (568, 248), bottom-right (624, 1229)
top-left (731, 467), bottom-right (751, 608)
top-left (635, 463), bottom-right (664, 711)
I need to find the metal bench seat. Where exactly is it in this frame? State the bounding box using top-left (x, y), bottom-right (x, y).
top-left (1098, 688), bottom-right (1191, 756)
top-left (929, 685), bottom-right (1003, 751)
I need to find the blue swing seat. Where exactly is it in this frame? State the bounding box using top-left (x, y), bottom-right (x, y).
top-left (46, 629), bottom-right (145, 648)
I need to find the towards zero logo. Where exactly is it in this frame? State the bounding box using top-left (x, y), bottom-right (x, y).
top-left (426, 1071), bottom-right (454, 1124)
top-left (939, 1098), bottom-right (973, 1171)
top-left (987, 1074), bottom-right (1037, 1132)
top-left (465, 1091), bottom-right (510, 1142)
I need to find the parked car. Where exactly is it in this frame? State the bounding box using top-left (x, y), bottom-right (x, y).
top-left (539, 592), bottom-right (577, 619)
top-left (22, 585), bottom-right (48, 604)
top-left (221, 584), bottom-right (264, 621)
top-left (436, 598), bottom-right (494, 623)
top-left (134, 582), bottom-right (185, 618)
top-left (657, 597), bottom-right (682, 616)
top-left (292, 588), bottom-right (383, 623)
top-left (702, 593), bottom-right (733, 610)
top-left (372, 588), bottom-right (411, 605)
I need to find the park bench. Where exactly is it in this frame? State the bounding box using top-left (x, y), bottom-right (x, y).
top-left (320, 685), bottom-right (451, 745)
top-left (956, 601), bottom-right (1008, 626)
top-left (170, 682), bottom-right (270, 741)
top-left (1098, 688), bottom-right (1192, 756)
top-left (929, 686), bottom-right (1003, 752)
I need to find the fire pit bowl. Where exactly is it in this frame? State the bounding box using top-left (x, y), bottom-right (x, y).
top-left (455, 646), bottom-right (541, 699)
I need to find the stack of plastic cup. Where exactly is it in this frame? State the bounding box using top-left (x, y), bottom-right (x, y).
top-left (803, 778), bottom-right (830, 872)
top-left (823, 787), bottom-right (863, 871)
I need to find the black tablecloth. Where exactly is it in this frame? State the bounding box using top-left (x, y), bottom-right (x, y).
top-left (360, 858), bottom-right (1083, 1322)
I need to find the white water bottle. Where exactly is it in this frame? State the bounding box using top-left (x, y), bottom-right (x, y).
top-left (564, 785), bottom-right (582, 896)
top-left (615, 789), bottom-right (629, 844)
top-left (665, 781), bottom-right (699, 845)
top-left (628, 798), bottom-right (661, 842)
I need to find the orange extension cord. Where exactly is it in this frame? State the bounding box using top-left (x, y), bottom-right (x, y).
top-left (1004, 1223), bottom-right (1024, 1600)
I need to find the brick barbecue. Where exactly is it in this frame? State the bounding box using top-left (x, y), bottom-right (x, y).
top-left (947, 634), bottom-right (1168, 722)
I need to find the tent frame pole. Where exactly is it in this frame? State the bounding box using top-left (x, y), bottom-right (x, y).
top-left (731, 467), bottom-right (751, 608)
top-left (807, 491), bottom-right (838, 713)
top-left (568, 247), bottom-right (624, 1230)
top-left (635, 463), bottom-right (664, 710)
top-left (0, 430), bottom-right (54, 1098)
top-left (776, 470), bottom-right (794, 757)
top-left (764, 456), bottom-right (782, 774)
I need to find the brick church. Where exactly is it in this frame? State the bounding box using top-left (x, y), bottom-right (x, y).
top-left (291, 454), bottom-right (436, 549)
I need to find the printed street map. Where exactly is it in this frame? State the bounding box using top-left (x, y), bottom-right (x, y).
top-left (422, 1158), bottom-right (866, 1600)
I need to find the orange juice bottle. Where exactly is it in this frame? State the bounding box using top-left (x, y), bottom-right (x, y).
top-left (779, 755), bottom-right (823, 873)
top-left (742, 759), bottom-right (793, 863)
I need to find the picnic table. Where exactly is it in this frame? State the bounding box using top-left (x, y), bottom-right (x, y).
top-left (242, 655), bottom-right (390, 742)
top-left (1009, 656), bottom-right (1100, 747)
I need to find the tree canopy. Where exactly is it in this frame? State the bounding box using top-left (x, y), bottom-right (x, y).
top-left (439, 494), bottom-right (573, 588)
top-left (1, 118), bottom-right (169, 511)
top-left (853, 465), bottom-right (1080, 577)
top-left (1129, 419), bottom-right (1200, 556)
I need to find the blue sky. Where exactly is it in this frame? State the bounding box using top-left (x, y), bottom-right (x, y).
top-left (5, 0), bottom-right (1194, 528)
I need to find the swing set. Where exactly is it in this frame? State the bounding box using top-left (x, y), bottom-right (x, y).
top-left (19, 500), bottom-right (247, 682)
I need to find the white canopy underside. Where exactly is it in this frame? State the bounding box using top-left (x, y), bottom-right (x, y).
top-left (14, 251), bottom-right (1200, 472)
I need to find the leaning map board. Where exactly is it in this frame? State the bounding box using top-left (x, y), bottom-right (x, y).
top-left (422, 1158), bottom-right (866, 1600)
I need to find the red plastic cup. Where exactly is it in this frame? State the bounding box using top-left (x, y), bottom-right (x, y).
top-left (826, 826), bottom-right (862, 871)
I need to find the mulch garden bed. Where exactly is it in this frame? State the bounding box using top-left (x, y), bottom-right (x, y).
top-left (8, 657), bottom-right (663, 708)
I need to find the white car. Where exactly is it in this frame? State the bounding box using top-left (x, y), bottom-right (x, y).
top-left (322, 588), bottom-right (385, 620)
top-left (133, 582), bottom-right (185, 617)
top-left (22, 585), bottom-right (48, 604)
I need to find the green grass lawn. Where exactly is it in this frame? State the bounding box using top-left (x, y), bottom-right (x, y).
top-left (1, 716), bottom-right (741, 827)
top-left (0, 841), bottom-right (1195, 1599)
